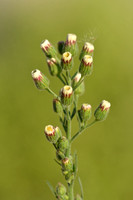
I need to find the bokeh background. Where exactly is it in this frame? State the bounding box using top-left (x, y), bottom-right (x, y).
top-left (0, 0), bottom-right (133, 199)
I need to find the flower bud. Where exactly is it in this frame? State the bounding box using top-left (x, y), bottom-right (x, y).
top-left (75, 194), bottom-right (82, 200)
top-left (94, 100), bottom-right (111, 121)
top-left (57, 136), bottom-right (69, 154)
top-left (31, 69), bottom-right (49, 90)
top-left (65, 172), bottom-right (74, 184)
top-left (58, 41), bottom-right (65, 55)
top-left (55, 126), bottom-right (62, 138)
top-left (44, 125), bottom-right (60, 143)
top-left (47, 58), bottom-right (61, 76)
top-left (64, 33), bottom-right (77, 56)
top-left (79, 42), bottom-right (94, 60)
top-left (72, 73), bottom-right (85, 95)
top-left (53, 99), bottom-right (63, 115)
top-left (61, 52), bottom-right (73, 70)
top-left (62, 157), bottom-right (73, 172)
top-left (41, 39), bottom-right (57, 58)
top-left (56, 183), bottom-right (67, 197)
top-left (79, 55), bottom-right (93, 77)
top-left (60, 85), bottom-right (73, 106)
top-left (56, 150), bottom-right (65, 160)
top-left (78, 104), bottom-right (92, 123)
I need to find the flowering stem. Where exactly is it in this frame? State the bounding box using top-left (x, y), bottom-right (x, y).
top-left (70, 119), bottom-right (97, 143)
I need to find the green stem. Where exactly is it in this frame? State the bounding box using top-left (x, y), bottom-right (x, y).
top-left (57, 74), bottom-right (66, 85)
top-left (66, 70), bottom-right (71, 85)
top-left (62, 73), bottom-right (68, 85)
top-left (68, 181), bottom-right (74, 200)
top-left (46, 88), bottom-right (59, 99)
top-left (71, 120), bottom-right (97, 143)
top-left (66, 107), bottom-right (71, 157)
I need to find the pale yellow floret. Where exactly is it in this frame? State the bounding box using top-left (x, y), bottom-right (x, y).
top-left (67, 33), bottom-right (77, 42)
top-left (45, 125), bottom-right (54, 135)
top-left (31, 69), bottom-right (42, 79)
top-left (62, 52), bottom-right (72, 62)
top-left (82, 104), bottom-right (91, 110)
top-left (41, 39), bottom-right (50, 50)
top-left (74, 73), bottom-right (81, 82)
top-left (63, 85), bottom-right (73, 95)
top-left (101, 100), bottom-right (111, 109)
top-left (83, 55), bottom-right (93, 64)
top-left (84, 42), bottom-right (94, 51)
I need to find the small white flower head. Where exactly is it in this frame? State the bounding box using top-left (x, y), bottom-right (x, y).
top-left (47, 57), bottom-right (56, 66)
top-left (62, 52), bottom-right (72, 63)
top-left (66, 33), bottom-right (77, 45)
top-left (55, 126), bottom-right (62, 138)
top-left (45, 125), bottom-right (55, 136)
top-left (83, 42), bottom-right (94, 53)
top-left (41, 39), bottom-right (51, 52)
top-left (83, 55), bottom-right (93, 66)
top-left (62, 85), bottom-right (73, 97)
top-left (81, 103), bottom-right (91, 111)
top-left (73, 73), bottom-right (81, 83)
top-left (31, 69), bottom-right (42, 81)
top-left (100, 100), bottom-right (111, 111)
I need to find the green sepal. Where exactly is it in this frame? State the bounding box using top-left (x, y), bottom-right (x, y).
top-left (79, 61), bottom-right (93, 77)
top-left (94, 107), bottom-right (109, 121)
top-left (64, 43), bottom-right (78, 57)
top-left (57, 136), bottom-right (69, 154)
top-left (65, 172), bottom-right (74, 184)
top-left (78, 106), bottom-right (92, 123)
top-left (53, 99), bottom-right (63, 116)
top-left (56, 183), bottom-right (67, 197)
top-left (62, 157), bottom-right (73, 172)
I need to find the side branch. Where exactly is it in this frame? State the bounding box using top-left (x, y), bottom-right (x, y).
top-left (70, 120), bottom-right (97, 143)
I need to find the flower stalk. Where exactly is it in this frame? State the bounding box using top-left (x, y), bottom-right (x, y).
top-left (31, 33), bottom-right (111, 200)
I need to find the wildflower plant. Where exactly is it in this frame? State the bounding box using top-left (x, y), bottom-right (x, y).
top-left (31, 34), bottom-right (111, 200)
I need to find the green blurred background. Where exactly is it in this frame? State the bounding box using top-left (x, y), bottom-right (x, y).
top-left (0, 0), bottom-right (133, 199)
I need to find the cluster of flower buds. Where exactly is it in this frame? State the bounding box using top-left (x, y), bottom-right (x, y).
top-left (94, 100), bottom-right (111, 121)
top-left (41, 39), bottom-right (57, 58)
top-left (44, 125), bottom-right (62, 144)
top-left (55, 183), bottom-right (69, 200)
top-left (78, 103), bottom-right (92, 124)
top-left (31, 69), bottom-right (49, 90)
top-left (61, 157), bottom-right (74, 184)
top-left (72, 72), bottom-right (85, 96)
top-left (60, 85), bottom-right (73, 106)
top-left (31, 33), bottom-right (111, 200)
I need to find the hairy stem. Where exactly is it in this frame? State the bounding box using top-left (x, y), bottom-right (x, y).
top-left (46, 88), bottom-right (59, 99)
top-left (71, 120), bottom-right (97, 143)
